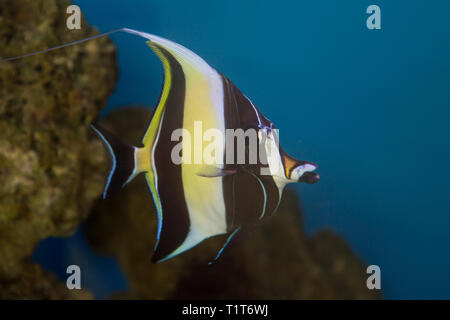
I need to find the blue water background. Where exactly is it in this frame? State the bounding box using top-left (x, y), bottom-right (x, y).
top-left (33, 0), bottom-right (450, 299)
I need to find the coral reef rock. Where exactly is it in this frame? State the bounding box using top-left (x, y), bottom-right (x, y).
top-left (0, 262), bottom-right (92, 299)
top-left (0, 0), bottom-right (116, 297)
top-left (85, 107), bottom-right (381, 300)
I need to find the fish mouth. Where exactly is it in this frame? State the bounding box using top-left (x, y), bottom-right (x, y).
top-left (299, 171), bottom-right (320, 184)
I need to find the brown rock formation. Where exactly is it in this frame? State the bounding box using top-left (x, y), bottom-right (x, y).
top-left (0, 0), bottom-right (116, 298)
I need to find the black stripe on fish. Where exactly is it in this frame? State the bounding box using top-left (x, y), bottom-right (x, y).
top-left (259, 175), bottom-right (281, 217)
top-left (151, 45), bottom-right (190, 263)
top-left (232, 169), bottom-right (267, 225)
top-left (221, 75), bottom-right (240, 230)
top-left (221, 75), bottom-right (281, 228)
top-left (224, 75), bottom-right (273, 130)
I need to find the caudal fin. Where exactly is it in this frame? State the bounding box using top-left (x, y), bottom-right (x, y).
top-left (91, 123), bottom-right (137, 199)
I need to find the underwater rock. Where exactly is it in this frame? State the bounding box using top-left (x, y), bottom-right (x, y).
top-left (307, 230), bottom-right (382, 299)
top-left (0, 0), bottom-right (116, 294)
top-left (85, 107), bottom-right (380, 300)
top-left (0, 262), bottom-right (92, 299)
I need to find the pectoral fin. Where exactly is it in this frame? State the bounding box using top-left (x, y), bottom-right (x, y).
top-left (197, 166), bottom-right (238, 178)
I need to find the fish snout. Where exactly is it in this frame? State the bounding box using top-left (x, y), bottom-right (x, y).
top-left (290, 161), bottom-right (319, 183)
top-left (299, 171), bottom-right (320, 184)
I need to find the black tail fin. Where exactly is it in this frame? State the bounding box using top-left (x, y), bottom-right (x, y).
top-left (91, 123), bottom-right (137, 199)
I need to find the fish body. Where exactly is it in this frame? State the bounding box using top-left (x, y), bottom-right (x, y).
top-left (0, 27), bottom-right (319, 263)
top-left (92, 29), bottom-right (319, 262)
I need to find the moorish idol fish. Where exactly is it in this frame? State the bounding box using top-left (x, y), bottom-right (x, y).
top-left (1, 28), bottom-right (320, 263)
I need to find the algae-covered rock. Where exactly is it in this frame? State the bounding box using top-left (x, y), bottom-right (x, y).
top-left (0, 0), bottom-right (116, 291)
top-left (0, 262), bottom-right (92, 299)
top-left (308, 230), bottom-right (381, 299)
top-left (85, 107), bottom-right (381, 300)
